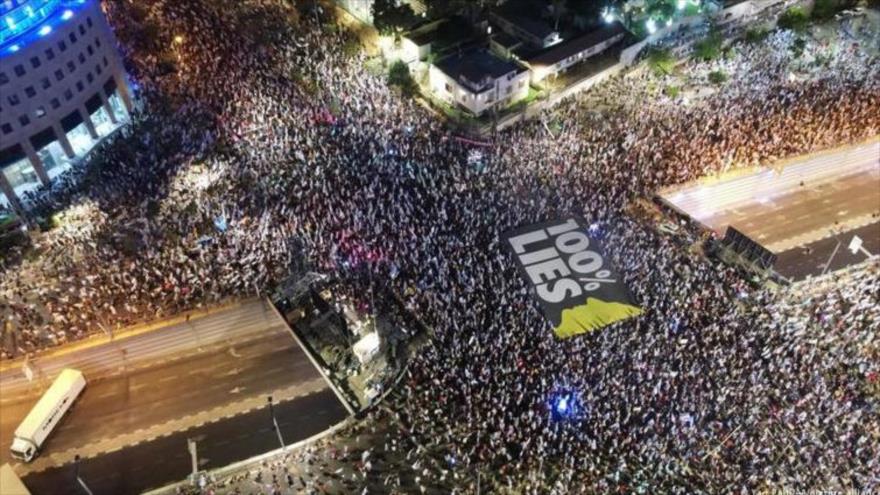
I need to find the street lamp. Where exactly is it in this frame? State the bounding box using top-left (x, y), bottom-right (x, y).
top-left (187, 438), bottom-right (199, 485)
top-left (268, 396), bottom-right (286, 450)
top-left (170, 35), bottom-right (185, 74)
top-left (602, 7), bottom-right (615, 24)
top-left (821, 228), bottom-right (843, 276)
top-left (73, 455), bottom-right (94, 495)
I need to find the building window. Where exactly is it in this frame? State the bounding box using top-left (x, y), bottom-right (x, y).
top-left (59, 40), bottom-right (67, 51)
top-left (37, 146), bottom-right (59, 174)
top-left (69, 33), bottom-right (77, 43)
top-left (18, 115), bottom-right (30, 126)
top-left (0, 72), bottom-right (8, 85)
top-left (30, 56), bottom-right (41, 69)
top-left (41, 77), bottom-right (51, 89)
top-left (95, 64), bottom-right (102, 75)
top-left (55, 69), bottom-right (65, 81)
top-left (7, 94), bottom-right (20, 106)
top-left (79, 24), bottom-right (86, 35)
top-left (90, 106), bottom-right (115, 136)
top-left (76, 81), bottom-right (84, 92)
top-left (87, 17), bottom-right (93, 28)
top-left (95, 37), bottom-right (101, 48)
top-left (102, 56), bottom-right (108, 67)
top-left (64, 89), bottom-right (73, 101)
top-left (86, 72), bottom-right (94, 84)
top-left (87, 45), bottom-right (93, 56)
top-left (2, 157), bottom-right (42, 196)
top-left (14, 65), bottom-right (25, 77)
top-left (45, 48), bottom-right (55, 60)
top-left (78, 53), bottom-right (86, 64)
top-left (50, 98), bottom-right (60, 109)
top-left (24, 86), bottom-right (36, 98)
top-left (445, 83), bottom-right (452, 92)
top-left (108, 92), bottom-right (127, 120)
top-left (67, 122), bottom-right (94, 155)
top-left (506, 86), bottom-right (512, 95)
top-left (35, 106), bottom-right (46, 118)
top-left (39, 140), bottom-right (75, 178)
top-left (1, 123), bottom-right (12, 135)
top-left (67, 61), bottom-right (76, 73)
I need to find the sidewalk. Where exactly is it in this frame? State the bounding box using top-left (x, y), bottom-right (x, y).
top-left (657, 136), bottom-right (880, 197)
top-left (149, 399), bottom-right (465, 495)
top-left (0, 298), bottom-right (246, 373)
top-left (145, 418), bottom-right (354, 495)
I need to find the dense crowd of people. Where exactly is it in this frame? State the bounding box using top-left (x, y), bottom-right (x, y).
top-left (2, 0), bottom-right (879, 491)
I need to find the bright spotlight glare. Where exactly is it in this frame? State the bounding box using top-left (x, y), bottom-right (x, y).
top-left (38, 25), bottom-right (52, 36)
top-left (551, 390), bottom-right (580, 420)
top-left (62, 10), bottom-right (74, 21)
top-left (602, 7), bottom-right (615, 23)
top-left (557, 396), bottom-right (569, 412)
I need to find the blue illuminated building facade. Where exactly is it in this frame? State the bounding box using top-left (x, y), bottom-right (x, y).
top-left (2, 1), bottom-right (64, 46)
top-left (0, 0), bottom-right (133, 211)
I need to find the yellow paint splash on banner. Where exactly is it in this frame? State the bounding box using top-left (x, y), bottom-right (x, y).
top-left (554, 297), bottom-right (642, 339)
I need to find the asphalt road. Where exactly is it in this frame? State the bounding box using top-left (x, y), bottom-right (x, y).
top-left (0, 299), bottom-right (348, 493)
top-left (1, 299), bottom-right (287, 393)
top-left (713, 169), bottom-right (880, 251)
top-left (662, 141), bottom-right (880, 252)
top-left (774, 221), bottom-right (880, 281)
top-left (0, 327), bottom-right (317, 465)
top-left (22, 388), bottom-right (348, 494)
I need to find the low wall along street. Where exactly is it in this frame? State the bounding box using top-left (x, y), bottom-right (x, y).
top-left (503, 217), bottom-right (642, 339)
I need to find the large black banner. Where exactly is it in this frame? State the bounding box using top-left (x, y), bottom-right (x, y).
top-left (503, 217), bottom-right (642, 339)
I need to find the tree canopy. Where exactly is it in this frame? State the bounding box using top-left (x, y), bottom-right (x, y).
top-left (372, 0), bottom-right (421, 33)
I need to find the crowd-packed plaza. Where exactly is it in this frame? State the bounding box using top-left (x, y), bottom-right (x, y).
top-left (1, 0), bottom-right (878, 493)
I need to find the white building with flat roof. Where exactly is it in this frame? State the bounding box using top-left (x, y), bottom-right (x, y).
top-left (526, 22), bottom-right (626, 82)
top-left (429, 49), bottom-right (529, 116)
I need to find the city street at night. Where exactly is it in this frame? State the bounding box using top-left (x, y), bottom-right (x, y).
top-left (22, 389), bottom-right (347, 494)
top-left (662, 140), bottom-right (880, 252)
top-left (0, 300), bottom-right (347, 491)
top-left (1, 0), bottom-right (877, 493)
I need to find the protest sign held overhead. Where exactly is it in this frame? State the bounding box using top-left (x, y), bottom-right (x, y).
top-left (503, 218), bottom-right (642, 339)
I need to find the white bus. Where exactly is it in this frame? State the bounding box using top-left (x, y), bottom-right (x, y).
top-left (10, 368), bottom-right (87, 463)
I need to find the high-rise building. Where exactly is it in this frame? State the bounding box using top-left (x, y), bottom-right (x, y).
top-left (0, 0), bottom-right (133, 212)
